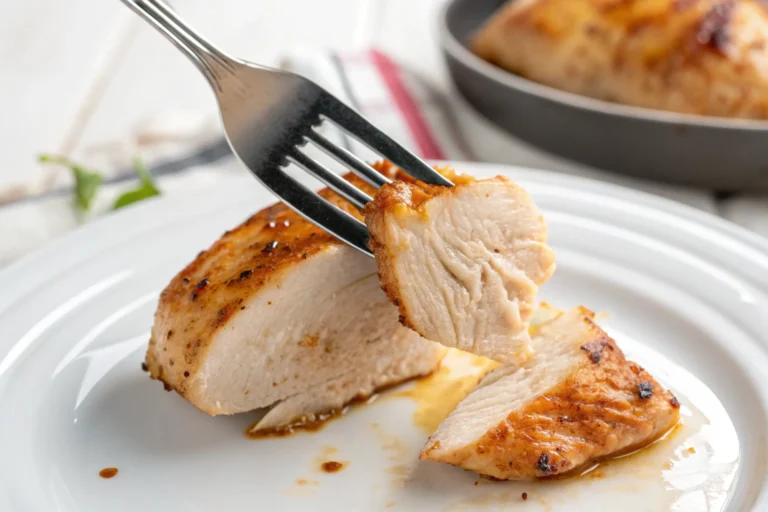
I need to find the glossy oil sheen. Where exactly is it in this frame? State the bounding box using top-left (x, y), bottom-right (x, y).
top-left (395, 328), bottom-right (739, 510)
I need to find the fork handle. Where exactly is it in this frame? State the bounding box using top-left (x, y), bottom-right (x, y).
top-left (120, 0), bottom-right (232, 84)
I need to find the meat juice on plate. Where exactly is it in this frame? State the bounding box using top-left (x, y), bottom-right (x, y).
top-left (390, 328), bottom-right (738, 511)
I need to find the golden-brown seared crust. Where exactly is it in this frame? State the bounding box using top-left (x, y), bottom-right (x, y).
top-left (147, 161), bottom-right (460, 399)
top-left (473, 0), bottom-right (768, 119)
top-left (421, 318), bottom-right (680, 479)
top-left (146, 161), bottom-right (416, 397)
top-left (364, 170), bottom-right (474, 214)
top-left (361, 199), bottom-right (408, 329)
top-left (362, 172), bottom-right (477, 336)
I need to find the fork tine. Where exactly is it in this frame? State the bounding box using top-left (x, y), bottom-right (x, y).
top-left (318, 93), bottom-right (454, 187)
top-left (123, 0), bottom-right (379, 256)
top-left (305, 130), bottom-right (391, 189)
top-left (253, 166), bottom-right (372, 255)
top-left (289, 150), bottom-right (373, 210)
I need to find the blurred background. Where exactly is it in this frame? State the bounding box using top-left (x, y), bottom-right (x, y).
top-left (2, 0), bottom-right (767, 267)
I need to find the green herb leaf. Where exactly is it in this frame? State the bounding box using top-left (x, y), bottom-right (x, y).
top-left (112, 157), bottom-right (160, 210)
top-left (38, 154), bottom-right (103, 211)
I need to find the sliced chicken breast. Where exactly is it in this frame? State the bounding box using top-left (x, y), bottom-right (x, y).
top-left (146, 162), bottom-right (443, 430)
top-left (421, 307), bottom-right (680, 480)
top-left (254, 327), bottom-right (440, 432)
top-left (364, 174), bottom-right (555, 363)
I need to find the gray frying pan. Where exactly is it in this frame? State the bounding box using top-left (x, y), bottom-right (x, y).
top-left (439, 0), bottom-right (768, 191)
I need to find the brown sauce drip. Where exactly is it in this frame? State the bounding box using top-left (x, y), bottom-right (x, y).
top-left (246, 412), bottom-right (336, 439)
top-left (99, 467), bottom-right (118, 479)
top-left (321, 461), bottom-right (345, 473)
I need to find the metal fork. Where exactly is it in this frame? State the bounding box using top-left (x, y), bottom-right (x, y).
top-left (120, 0), bottom-right (452, 255)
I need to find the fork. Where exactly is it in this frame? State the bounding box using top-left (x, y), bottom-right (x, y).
top-left (120, 0), bottom-right (453, 255)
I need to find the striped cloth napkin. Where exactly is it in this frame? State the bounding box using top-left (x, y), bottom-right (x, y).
top-left (0, 49), bottom-right (710, 268)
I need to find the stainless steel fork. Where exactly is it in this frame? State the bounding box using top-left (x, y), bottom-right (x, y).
top-left (120, 0), bottom-right (452, 255)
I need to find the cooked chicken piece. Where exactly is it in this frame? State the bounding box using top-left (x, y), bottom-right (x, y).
top-left (473, 0), bottom-right (768, 119)
top-left (421, 307), bottom-right (680, 480)
top-left (254, 329), bottom-right (441, 432)
top-left (363, 174), bottom-right (555, 363)
top-left (146, 161), bottom-right (444, 430)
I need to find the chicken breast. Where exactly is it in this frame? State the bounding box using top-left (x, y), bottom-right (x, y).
top-left (254, 328), bottom-right (438, 432)
top-left (363, 174), bottom-right (555, 363)
top-left (146, 161), bottom-right (443, 431)
top-left (421, 307), bottom-right (680, 480)
top-left (473, 0), bottom-right (768, 119)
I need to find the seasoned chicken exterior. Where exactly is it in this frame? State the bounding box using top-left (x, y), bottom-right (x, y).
top-left (473, 0), bottom-right (768, 119)
top-left (363, 174), bottom-right (555, 363)
top-left (421, 307), bottom-right (680, 480)
top-left (146, 161), bottom-right (444, 431)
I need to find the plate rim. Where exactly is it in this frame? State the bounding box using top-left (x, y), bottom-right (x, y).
top-left (1, 160), bottom-right (767, 509)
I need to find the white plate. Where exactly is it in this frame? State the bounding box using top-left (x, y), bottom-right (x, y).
top-left (1, 162), bottom-right (767, 511)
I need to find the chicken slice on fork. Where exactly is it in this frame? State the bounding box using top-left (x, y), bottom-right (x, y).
top-left (363, 172), bottom-right (556, 362)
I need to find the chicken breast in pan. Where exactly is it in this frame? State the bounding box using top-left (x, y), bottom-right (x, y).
top-left (473, 0), bottom-right (768, 119)
top-left (145, 162), bottom-right (443, 431)
top-left (364, 173), bottom-right (555, 363)
top-left (421, 307), bottom-right (680, 480)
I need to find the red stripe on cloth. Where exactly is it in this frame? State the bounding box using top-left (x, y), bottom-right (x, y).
top-left (368, 49), bottom-right (447, 160)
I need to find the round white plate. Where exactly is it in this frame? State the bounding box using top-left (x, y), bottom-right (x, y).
top-left (1, 162), bottom-right (767, 511)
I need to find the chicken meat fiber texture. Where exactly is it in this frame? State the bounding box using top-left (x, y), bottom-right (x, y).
top-left (146, 161), bottom-right (678, 480)
top-left (145, 161), bottom-right (444, 431)
top-left (364, 172), bottom-right (556, 363)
